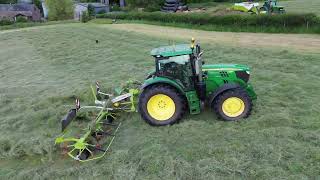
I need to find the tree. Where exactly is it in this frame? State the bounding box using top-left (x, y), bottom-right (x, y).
top-left (45, 0), bottom-right (74, 21)
top-left (87, 4), bottom-right (95, 17)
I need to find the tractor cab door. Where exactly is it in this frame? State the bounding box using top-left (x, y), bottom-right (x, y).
top-left (155, 55), bottom-right (194, 91)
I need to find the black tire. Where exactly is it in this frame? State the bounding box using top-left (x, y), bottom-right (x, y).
top-left (161, 8), bottom-right (175, 13)
top-left (166, 0), bottom-right (180, 4)
top-left (78, 149), bottom-right (90, 160)
top-left (164, 2), bottom-right (184, 7)
top-left (106, 115), bottom-right (115, 123)
top-left (212, 88), bottom-right (252, 121)
top-left (139, 85), bottom-right (186, 126)
top-left (162, 6), bottom-right (178, 11)
top-left (164, 3), bottom-right (178, 7)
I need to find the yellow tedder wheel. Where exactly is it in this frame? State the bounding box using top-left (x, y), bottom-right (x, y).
top-left (139, 85), bottom-right (185, 126)
top-left (212, 88), bottom-right (252, 121)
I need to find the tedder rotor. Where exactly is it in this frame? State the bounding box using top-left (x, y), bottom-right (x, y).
top-left (55, 80), bottom-right (140, 162)
top-left (55, 38), bottom-right (257, 162)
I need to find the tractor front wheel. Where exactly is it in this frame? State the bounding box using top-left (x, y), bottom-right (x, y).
top-left (139, 85), bottom-right (185, 126)
top-left (212, 88), bottom-right (252, 121)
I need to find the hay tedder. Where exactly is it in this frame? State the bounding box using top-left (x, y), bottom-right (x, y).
top-left (54, 81), bottom-right (140, 162)
top-left (232, 0), bottom-right (285, 15)
top-left (55, 38), bottom-right (257, 161)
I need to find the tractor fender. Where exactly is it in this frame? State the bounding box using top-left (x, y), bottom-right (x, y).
top-left (207, 83), bottom-right (241, 105)
top-left (140, 77), bottom-right (185, 95)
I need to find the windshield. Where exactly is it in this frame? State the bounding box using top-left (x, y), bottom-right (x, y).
top-left (159, 55), bottom-right (189, 65)
top-left (157, 55), bottom-right (194, 90)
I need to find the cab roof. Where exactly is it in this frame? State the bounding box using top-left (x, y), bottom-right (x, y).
top-left (151, 44), bottom-right (193, 57)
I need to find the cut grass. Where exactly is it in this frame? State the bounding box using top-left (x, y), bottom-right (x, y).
top-left (0, 23), bottom-right (320, 179)
top-left (0, 20), bottom-right (78, 31)
top-left (103, 23), bottom-right (320, 53)
top-left (281, 0), bottom-right (320, 16)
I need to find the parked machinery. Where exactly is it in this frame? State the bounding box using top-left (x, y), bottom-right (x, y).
top-left (161, 0), bottom-right (188, 12)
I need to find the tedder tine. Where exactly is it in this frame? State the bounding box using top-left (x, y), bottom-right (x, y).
top-left (61, 109), bottom-right (77, 132)
top-left (55, 79), bottom-right (140, 162)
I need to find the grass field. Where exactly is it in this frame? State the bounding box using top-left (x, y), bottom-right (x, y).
top-left (0, 20), bottom-right (77, 31)
top-left (0, 23), bottom-right (320, 179)
top-left (281, 0), bottom-right (320, 16)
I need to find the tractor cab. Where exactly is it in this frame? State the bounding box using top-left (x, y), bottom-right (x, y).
top-left (261, 0), bottom-right (285, 14)
top-left (150, 40), bottom-right (205, 96)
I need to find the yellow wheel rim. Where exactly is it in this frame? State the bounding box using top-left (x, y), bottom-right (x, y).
top-left (222, 97), bottom-right (245, 118)
top-left (147, 94), bottom-right (176, 121)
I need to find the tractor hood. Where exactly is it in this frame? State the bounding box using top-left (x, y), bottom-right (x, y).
top-left (202, 64), bottom-right (250, 72)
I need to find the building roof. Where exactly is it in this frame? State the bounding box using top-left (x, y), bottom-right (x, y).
top-left (0, 3), bottom-right (36, 11)
top-left (151, 44), bottom-right (193, 57)
top-left (0, 11), bottom-right (32, 18)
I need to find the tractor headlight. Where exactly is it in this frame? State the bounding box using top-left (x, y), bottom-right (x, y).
top-left (235, 71), bottom-right (250, 83)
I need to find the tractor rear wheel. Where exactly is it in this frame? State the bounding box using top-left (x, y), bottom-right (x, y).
top-left (212, 88), bottom-right (252, 121)
top-left (139, 85), bottom-right (185, 126)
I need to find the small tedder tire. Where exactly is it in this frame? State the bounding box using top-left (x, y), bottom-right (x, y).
top-left (139, 85), bottom-right (185, 126)
top-left (78, 150), bottom-right (90, 160)
top-left (212, 88), bottom-right (252, 121)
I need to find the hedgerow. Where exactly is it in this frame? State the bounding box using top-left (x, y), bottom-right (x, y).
top-left (97, 12), bottom-right (319, 28)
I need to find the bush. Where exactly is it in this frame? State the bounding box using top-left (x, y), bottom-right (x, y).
top-left (111, 4), bottom-right (121, 12)
top-left (88, 4), bottom-right (95, 16)
top-left (126, 0), bottom-right (163, 12)
top-left (15, 16), bottom-right (28, 23)
top-left (81, 11), bottom-right (91, 23)
top-left (97, 9), bottom-right (107, 15)
top-left (0, 18), bottom-right (14, 26)
top-left (97, 12), bottom-right (320, 28)
top-left (45, 0), bottom-right (74, 21)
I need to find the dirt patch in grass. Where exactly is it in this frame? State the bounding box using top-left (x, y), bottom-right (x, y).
top-left (105, 23), bottom-right (320, 53)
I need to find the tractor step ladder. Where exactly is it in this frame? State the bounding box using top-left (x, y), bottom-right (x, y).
top-left (186, 91), bottom-right (201, 115)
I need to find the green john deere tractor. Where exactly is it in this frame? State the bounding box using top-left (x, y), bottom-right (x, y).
top-left (260, 0), bottom-right (285, 14)
top-left (138, 38), bottom-right (257, 126)
top-left (232, 0), bottom-right (285, 15)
